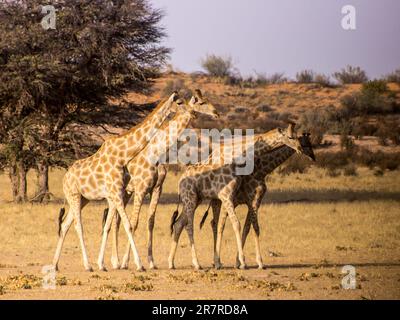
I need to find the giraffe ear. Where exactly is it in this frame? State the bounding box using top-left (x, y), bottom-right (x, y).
top-left (171, 91), bottom-right (179, 102)
top-left (189, 95), bottom-right (198, 106)
top-left (195, 89), bottom-right (203, 99)
top-left (287, 123), bottom-right (295, 137)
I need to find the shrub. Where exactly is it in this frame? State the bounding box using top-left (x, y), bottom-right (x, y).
top-left (376, 122), bottom-right (390, 146)
top-left (296, 70), bottom-right (314, 83)
top-left (361, 80), bottom-right (388, 95)
top-left (317, 151), bottom-right (350, 170)
top-left (162, 79), bottom-right (192, 100)
top-left (257, 104), bottom-right (273, 113)
top-left (314, 73), bottom-right (333, 87)
top-left (375, 120), bottom-right (400, 146)
top-left (265, 72), bottom-right (287, 84)
top-left (230, 72), bottom-right (287, 88)
top-left (340, 88), bottom-right (397, 116)
top-left (343, 164), bottom-right (358, 176)
top-left (298, 108), bottom-right (336, 145)
top-left (385, 68), bottom-right (400, 83)
top-left (333, 65), bottom-right (368, 84)
top-left (351, 120), bottom-right (378, 138)
top-left (340, 133), bottom-right (355, 151)
top-left (201, 54), bottom-right (234, 78)
top-left (278, 155), bottom-right (312, 175)
top-left (373, 169), bottom-right (384, 176)
top-left (355, 149), bottom-right (400, 170)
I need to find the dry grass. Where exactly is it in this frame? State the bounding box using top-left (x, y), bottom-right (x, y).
top-left (0, 166), bottom-right (399, 299)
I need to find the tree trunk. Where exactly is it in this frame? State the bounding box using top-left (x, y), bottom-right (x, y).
top-left (35, 162), bottom-right (50, 203)
top-left (16, 160), bottom-right (27, 203)
top-left (8, 164), bottom-right (19, 202)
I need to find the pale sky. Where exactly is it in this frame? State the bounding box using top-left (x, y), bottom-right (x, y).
top-left (152, 0), bottom-right (400, 79)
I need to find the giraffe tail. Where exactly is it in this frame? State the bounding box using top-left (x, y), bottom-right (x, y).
top-left (102, 208), bottom-right (109, 234)
top-left (199, 202), bottom-right (211, 230)
top-left (170, 196), bottom-right (181, 236)
top-left (170, 210), bottom-right (179, 236)
top-left (58, 207), bottom-right (66, 236)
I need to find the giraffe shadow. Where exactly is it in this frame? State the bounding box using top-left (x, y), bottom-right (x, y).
top-left (203, 261), bottom-right (400, 271)
top-left (23, 190), bottom-right (400, 206)
top-left (157, 190), bottom-right (400, 204)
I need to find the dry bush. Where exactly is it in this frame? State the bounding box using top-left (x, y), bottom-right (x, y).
top-left (343, 164), bottom-right (358, 176)
top-left (362, 80), bottom-right (388, 95)
top-left (201, 54), bottom-right (234, 78)
top-left (256, 104), bottom-right (273, 113)
top-left (296, 70), bottom-right (314, 83)
top-left (278, 155), bottom-right (313, 175)
top-left (333, 65), bottom-right (368, 84)
top-left (385, 68), bottom-right (400, 83)
top-left (162, 79), bottom-right (192, 100)
top-left (314, 73), bottom-right (334, 87)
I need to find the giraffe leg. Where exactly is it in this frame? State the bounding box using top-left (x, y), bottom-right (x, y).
top-left (250, 185), bottom-right (266, 269)
top-left (120, 191), bottom-right (145, 269)
top-left (251, 210), bottom-right (265, 269)
top-left (52, 206), bottom-right (74, 271)
top-left (236, 207), bottom-right (252, 268)
top-left (221, 199), bottom-right (247, 270)
top-left (168, 212), bottom-right (188, 270)
top-left (210, 200), bottom-right (222, 268)
top-left (111, 192), bottom-right (131, 269)
top-left (214, 209), bottom-right (228, 270)
top-left (146, 184), bottom-right (163, 269)
top-left (114, 198), bottom-right (144, 271)
top-left (98, 201), bottom-right (116, 271)
top-left (184, 208), bottom-right (201, 270)
top-left (110, 207), bottom-right (120, 270)
top-left (73, 198), bottom-right (92, 272)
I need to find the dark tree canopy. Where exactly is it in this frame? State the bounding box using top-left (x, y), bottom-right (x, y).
top-left (0, 0), bottom-right (170, 201)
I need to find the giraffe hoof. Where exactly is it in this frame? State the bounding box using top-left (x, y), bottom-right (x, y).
top-left (136, 266), bottom-right (146, 272)
top-left (99, 266), bottom-right (108, 272)
top-left (214, 263), bottom-right (223, 270)
top-left (239, 264), bottom-right (248, 270)
top-left (168, 265), bottom-right (175, 270)
top-left (111, 260), bottom-right (121, 270)
top-left (85, 266), bottom-right (94, 272)
top-left (194, 265), bottom-right (202, 271)
top-left (258, 264), bottom-right (266, 270)
top-left (149, 263), bottom-right (157, 270)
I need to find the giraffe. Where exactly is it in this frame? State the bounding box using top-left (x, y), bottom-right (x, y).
top-left (52, 92), bottom-right (182, 272)
top-left (101, 89), bottom-right (219, 270)
top-left (200, 133), bottom-right (316, 269)
top-left (168, 123), bottom-right (305, 270)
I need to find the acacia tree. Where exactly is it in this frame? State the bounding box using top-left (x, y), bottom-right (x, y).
top-left (0, 0), bottom-right (169, 202)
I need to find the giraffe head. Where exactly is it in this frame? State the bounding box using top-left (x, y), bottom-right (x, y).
top-left (299, 132), bottom-right (316, 161)
top-left (276, 123), bottom-right (304, 154)
top-left (187, 89), bottom-right (219, 119)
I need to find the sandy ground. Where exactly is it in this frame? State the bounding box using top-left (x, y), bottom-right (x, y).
top-left (0, 199), bottom-right (399, 300)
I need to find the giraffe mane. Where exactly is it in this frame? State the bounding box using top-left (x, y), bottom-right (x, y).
top-left (117, 98), bottom-right (168, 138)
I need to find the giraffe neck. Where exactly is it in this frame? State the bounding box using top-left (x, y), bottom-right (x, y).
top-left (104, 98), bottom-right (175, 165)
top-left (253, 145), bottom-right (295, 180)
top-left (143, 109), bottom-right (193, 162)
top-left (255, 129), bottom-right (285, 154)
